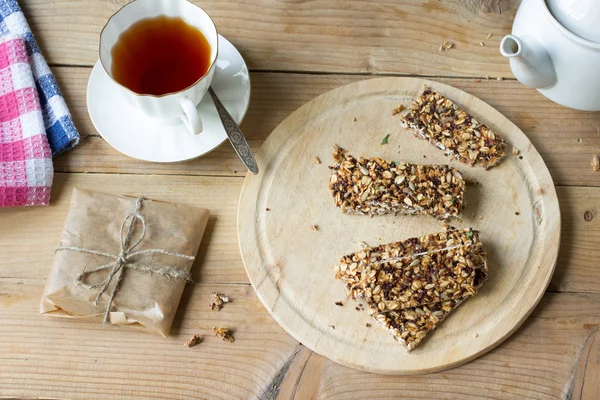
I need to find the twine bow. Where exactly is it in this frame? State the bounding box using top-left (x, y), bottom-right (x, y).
top-left (56, 197), bottom-right (195, 323)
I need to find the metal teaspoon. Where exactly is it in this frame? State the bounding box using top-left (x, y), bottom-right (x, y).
top-left (208, 87), bottom-right (258, 175)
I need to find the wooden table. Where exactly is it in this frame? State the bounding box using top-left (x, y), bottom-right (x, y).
top-left (1, 1), bottom-right (599, 399)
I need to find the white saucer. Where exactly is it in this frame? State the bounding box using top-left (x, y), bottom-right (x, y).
top-left (87, 35), bottom-right (251, 163)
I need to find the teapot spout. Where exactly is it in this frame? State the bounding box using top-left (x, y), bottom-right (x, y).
top-left (500, 35), bottom-right (556, 89)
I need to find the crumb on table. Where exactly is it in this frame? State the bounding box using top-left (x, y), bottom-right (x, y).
top-left (439, 41), bottom-right (453, 51)
top-left (213, 326), bottom-right (234, 342)
top-left (184, 334), bottom-right (203, 348)
top-left (209, 292), bottom-right (231, 311)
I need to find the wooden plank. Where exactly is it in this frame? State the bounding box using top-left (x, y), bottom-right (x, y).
top-left (276, 293), bottom-right (600, 399)
top-left (53, 68), bottom-right (600, 186)
top-left (21, 0), bottom-right (519, 76)
top-left (0, 173), bottom-right (248, 284)
top-left (0, 174), bottom-right (599, 292)
top-left (0, 279), bottom-right (300, 400)
top-left (1, 279), bottom-right (598, 399)
top-left (552, 187), bottom-right (600, 293)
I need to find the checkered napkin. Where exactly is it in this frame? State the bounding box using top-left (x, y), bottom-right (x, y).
top-left (0, 35), bottom-right (52, 207)
top-left (0, 0), bottom-right (79, 157)
top-left (0, 0), bottom-right (81, 207)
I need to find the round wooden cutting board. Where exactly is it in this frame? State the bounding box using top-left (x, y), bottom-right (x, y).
top-left (237, 77), bottom-right (560, 375)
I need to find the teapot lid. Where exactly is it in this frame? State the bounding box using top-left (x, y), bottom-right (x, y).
top-left (547, 0), bottom-right (600, 42)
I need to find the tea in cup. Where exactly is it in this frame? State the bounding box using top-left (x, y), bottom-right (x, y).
top-left (99, 0), bottom-right (218, 134)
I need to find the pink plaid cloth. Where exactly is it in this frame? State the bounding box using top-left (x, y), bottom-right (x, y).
top-left (0, 35), bottom-right (52, 207)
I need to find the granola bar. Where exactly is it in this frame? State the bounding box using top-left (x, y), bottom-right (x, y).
top-left (373, 299), bottom-right (462, 351)
top-left (334, 229), bottom-right (487, 311)
top-left (335, 229), bottom-right (481, 289)
top-left (358, 246), bottom-right (486, 314)
top-left (329, 147), bottom-right (465, 220)
top-left (400, 86), bottom-right (506, 169)
top-left (333, 229), bottom-right (488, 351)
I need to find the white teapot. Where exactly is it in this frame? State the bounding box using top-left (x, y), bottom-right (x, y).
top-left (500, 0), bottom-right (600, 111)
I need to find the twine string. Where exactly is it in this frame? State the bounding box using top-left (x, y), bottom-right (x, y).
top-left (56, 196), bottom-right (194, 323)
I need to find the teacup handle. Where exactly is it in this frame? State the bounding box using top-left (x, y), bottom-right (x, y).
top-left (179, 98), bottom-right (203, 135)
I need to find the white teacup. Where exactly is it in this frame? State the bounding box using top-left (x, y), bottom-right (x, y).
top-left (99, 0), bottom-right (218, 135)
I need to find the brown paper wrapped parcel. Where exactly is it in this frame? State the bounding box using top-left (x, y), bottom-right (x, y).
top-left (40, 188), bottom-right (210, 336)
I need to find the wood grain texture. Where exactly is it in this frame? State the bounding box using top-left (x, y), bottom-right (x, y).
top-left (0, 0), bottom-right (595, 396)
top-left (0, 173), bottom-right (248, 284)
top-left (0, 174), bottom-right (598, 292)
top-left (1, 279), bottom-right (598, 400)
top-left (238, 77), bottom-right (561, 373)
top-left (21, 0), bottom-right (518, 76)
top-left (0, 279), bottom-right (300, 400)
top-left (52, 67), bottom-right (600, 186)
top-left (553, 186), bottom-right (600, 294)
top-left (570, 327), bottom-right (600, 400)
top-left (272, 292), bottom-right (600, 400)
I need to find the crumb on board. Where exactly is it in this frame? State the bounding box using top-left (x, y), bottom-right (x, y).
top-left (486, 33), bottom-right (492, 39)
top-left (314, 156), bottom-right (321, 165)
top-left (512, 147), bottom-right (520, 157)
top-left (353, 116), bottom-right (357, 122)
top-left (209, 292), bottom-right (231, 311)
top-left (391, 104), bottom-right (405, 115)
top-left (475, 79), bottom-right (480, 83)
top-left (329, 325), bottom-right (335, 329)
top-left (358, 241), bottom-right (369, 248)
top-left (474, 333), bottom-right (479, 338)
top-left (185, 334), bottom-right (203, 348)
top-left (592, 154), bottom-right (600, 172)
top-left (213, 326), bottom-right (234, 342)
top-left (266, 208), bottom-right (270, 211)
top-left (577, 138), bottom-right (583, 143)
top-left (497, 77), bottom-right (504, 81)
top-left (485, 75), bottom-right (490, 79)
top-left (479, 215), bottom-right (484, 220)
top-left (309, 224), bottom-right (318, 231)
top-left (439, 41), bottom-right (453, 51)
top-left (515, 211), bottom-right (520, 216)
top-left (365, 323), bottom-right (371, 328)
top-left (479, 42), bottom-right (484, 46)
top-left (381, 133), bottom-right (390, 145)
top-left (519, 155), bottom-right (523, 160)
top-left (335, 301), bottom-right (343, 306)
